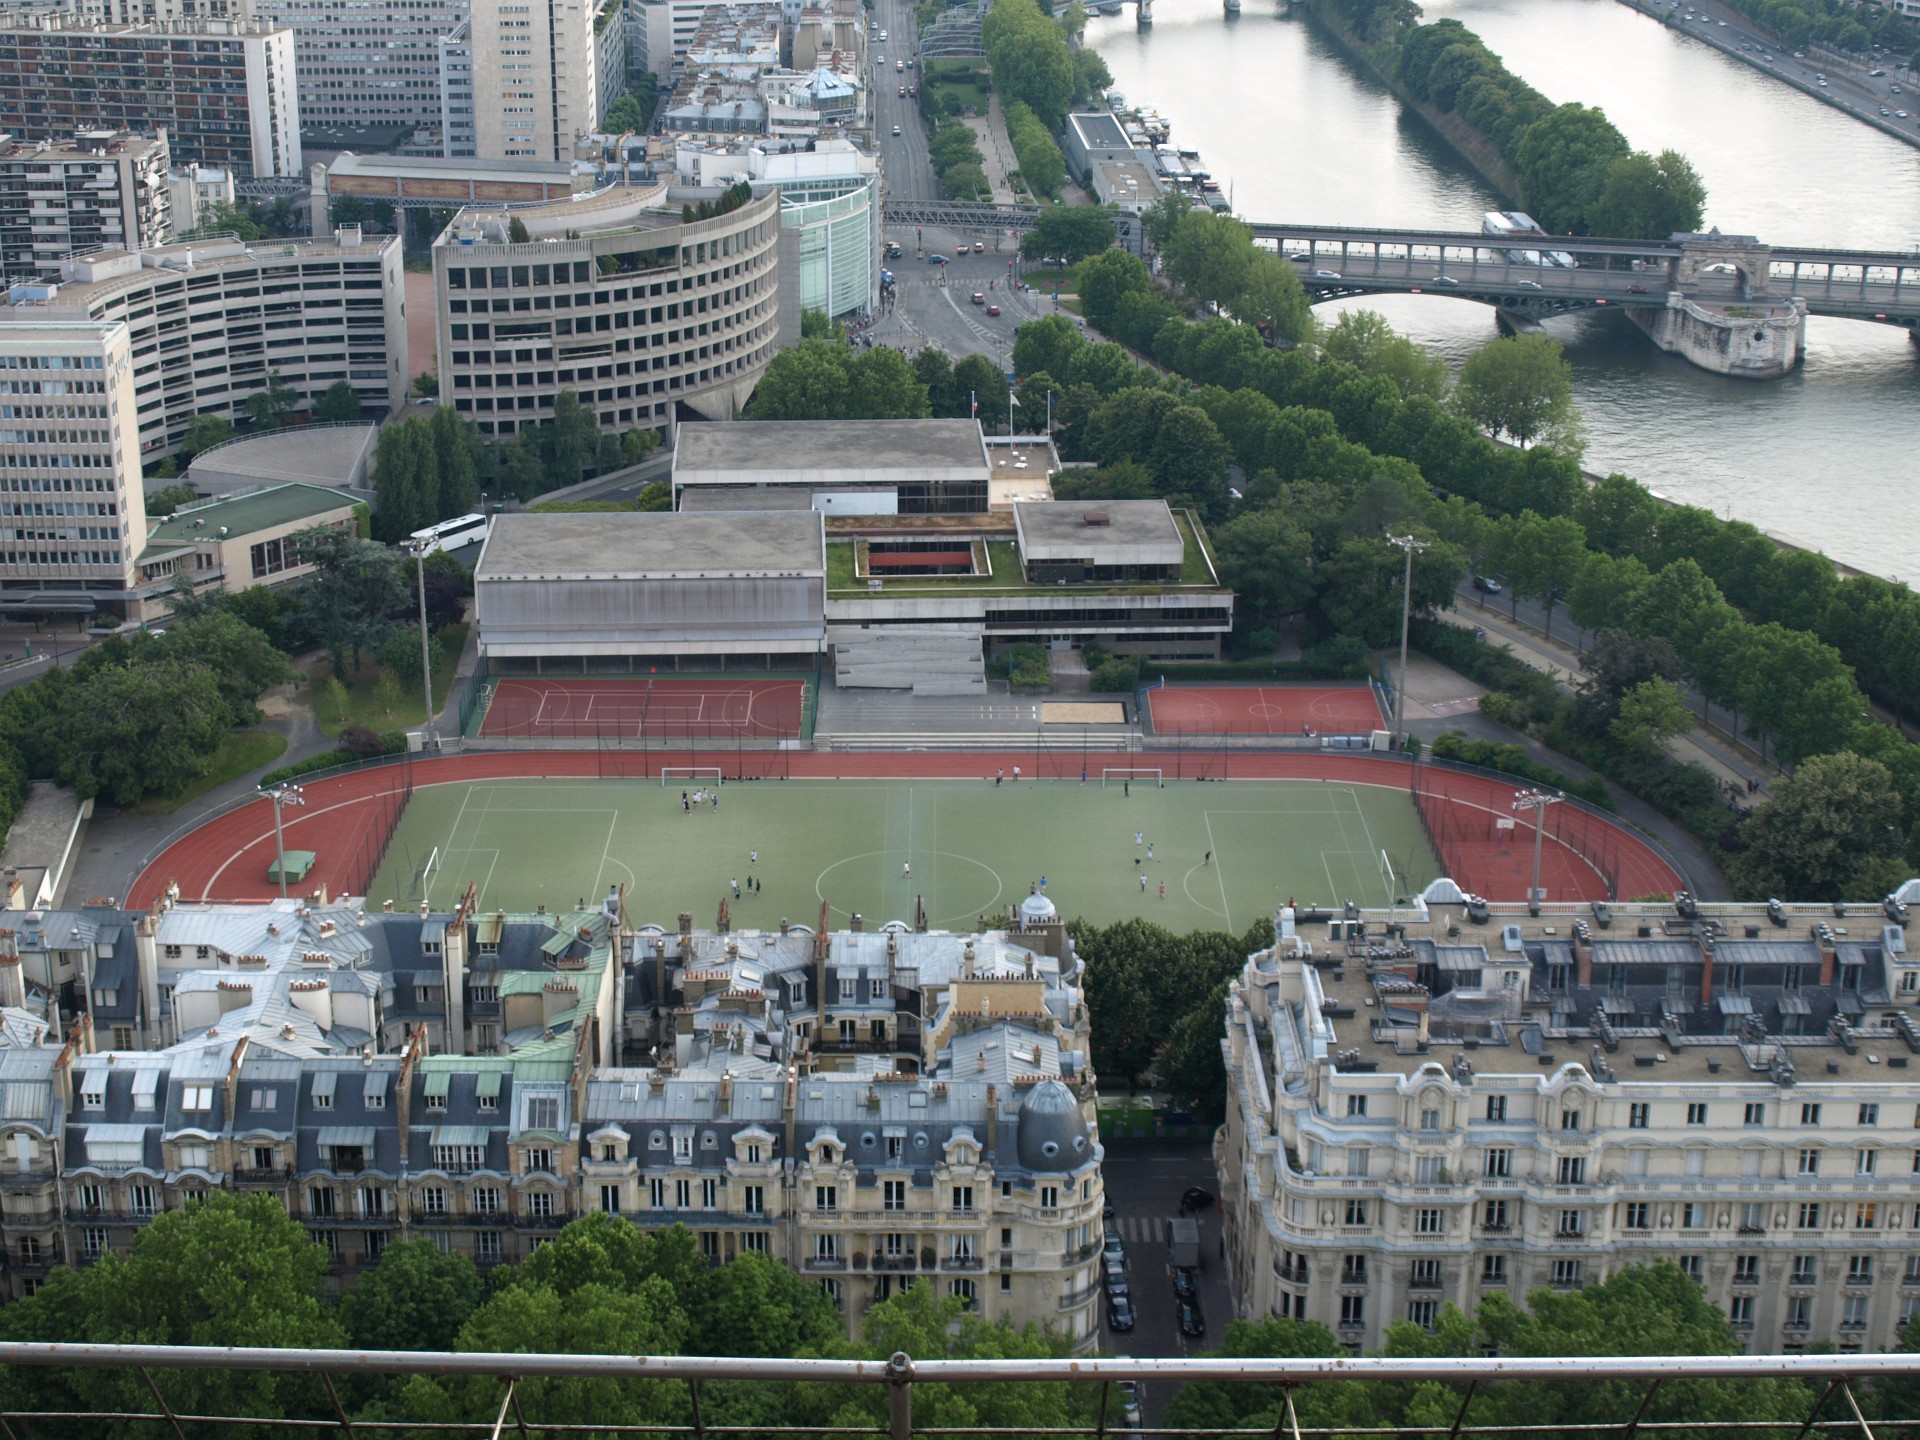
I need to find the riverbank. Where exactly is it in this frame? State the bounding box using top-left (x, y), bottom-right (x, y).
top-left (1611, 0), bottom-right (1920, 150)
top-left (1298, 0), bottom-right (1525, 202)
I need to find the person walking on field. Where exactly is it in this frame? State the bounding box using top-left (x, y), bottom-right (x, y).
top-left (749, 850), bottom-right (757, 866)
top-left (903, 861), bottom-right (911, 878)
top-left (1140, 873), bottom-right (1148, 892)
top-left (731, 878), bottom-right (741, 899)
top-left (1159, 881), bottom-right (1166, 900)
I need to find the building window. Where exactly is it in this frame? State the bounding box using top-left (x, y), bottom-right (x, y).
top-left (1558, 1157), bottom-right (1586, 1186)
top-left (1415, 1157), bottom-right (1443, 1185)
top-left (816, 1185), bottom-right (837, 1213)
top-left (1485, 1096), bottom-right (1507, 1122)
top-left (1484, 1149), bottom-right (1511, 1178)
top-left (741, 1231), bottom-right (769, 1254)
top-left (1744, 1103), bottom-right (1766, 1126)
top-left (477, 1231), bottom-right (502, 1263)
top-left (1687, 1103), bottom-right (1709, 1126)
top-left (1342, 1254), bottom-right (1367, 1283)
top-left (1679, 1255), bottom-right (1703, 1282)
top-left (1420, 1108), bottom-right (1441, 1133)
top-left (1682, 1203), bottom-right (1703, 1230)
top-left (702, 1178), bottom-right (718, 1210)
top-left (1849, 1255), bottom-right (1874, 1284)
top-left (952, 1186), bottom-right (973, 1213)
top-left (1798, 1203), bottom-right (1823, 1230)
top-left (1551, 1260), bottom-right (1583, 1288)
top-left (1557, 1210), bottom-right (1584, 1238)
top-left (649, 1178), bottom-right (665, 1209)
top-left (1414, 1208), bottom-right (1443, 1235)
top-left (1411, 1258), bottom-right (1441, 1288)
top-left (473, 1188), bottom-right (500, 1215)
top-left (1788, 1296), bottom-right (1812, 1329)
top-left (1734, 1255), bottom-right (1759, 1283)
top-left (1628, 1103), bottom-right (1649, 1128)
top-left (1346, 1095), bottom-right (1368, 1118)
top-left (1339, 1295), bottom-right (1365, 1327)
top-left (1857, 1203), bottom-right (1879, 1231)
top-left (1348, 1148), bottom-right (1370, 1178)
top-left (1344, 1200), bottom-right (1368, 1227)
top-left (1861, 1104), bottom-right (1881, 1127)
top-left (600, 1185), bottom-right (620, 1214)
top-left (1799, 1148), bottom-right (1821, 1176)
top-left (1408, 1299), bottom-right (1438, 1329)
top-left (1625, 1202), bottom-right (1650, 1230)
top-left (1483, 1199), bottom-right (1509, 1231)
top-left (673, 1132), bottom-right (693, 1163)
top-left (884, 1180), bottom-right (906, 1212)
top-left (525, 1192), bottom-right (553, 1220)
top-left (1482, 1255), bottom-right (1507, 1283)
top-left (419, 1186), bottom-right (446, 1216)
top-left (82, 1227), bottom-right (108, 1259)
top-left (814, 1234), bottom-right (838, 1263)
top-left (1040, 1184), bottom-right (1060, 1210)
top-left (1802, 1103), bottom-right (1823, 1126)
top-left (949, 1279), bottom-right (976, 1310)
top-left (1793, 1256), bottom-right (1818, 1286)
top-left (1560, 1109), bottom-right (1582, 1133)
top-left (742, 1185), bottom-right (764, 1215)
top-left (1844, 1295), bottom-right (1869, 1329)
top-left (1729, 1296), bottom-right (1754, 1327)
top-left (1860, 1150), bottom-right (1879, 1176)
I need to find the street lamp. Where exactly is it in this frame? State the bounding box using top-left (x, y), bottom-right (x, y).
top-left (262, 782), bottom-right (306, 898)
top-left (404, 537), bottom-right (436, 748)
top-left (1512, 788), bottom-right (1563, 916)
top-left (1385, 532), bottom-right (1430, 750)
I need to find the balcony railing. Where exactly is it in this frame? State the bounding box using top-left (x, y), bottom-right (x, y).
top-left (232, 1166), bottom-right (294, 1185)
top-left (2, 1344), bottom-right (1920, 1440)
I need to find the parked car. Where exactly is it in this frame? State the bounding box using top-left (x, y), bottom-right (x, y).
top-left (1103, 1198), bottom-right (1116, 1221)
top-left (1107, 1295), bottom-right (1135, 1332)
top-left (1103, 1258), bottom-right (1130, 1299)
top-left (1182, 1187), bottom-right (1216, 1212)
top-left (1102, 1229), bottom-right (1125, 1262)
top-left (1178, 1299), bottom-right (1207, 1336)
top-left (1117, 1382), bottom-right (1145, 1430)
top-left (1173, 1267), bottom-right (1198, 1300)
top-left (1472, 575), bottom-right (1502, 594)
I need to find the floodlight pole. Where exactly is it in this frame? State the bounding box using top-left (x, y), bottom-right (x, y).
top-left (1386, 533), bottom-right (1430, 750)
top-left (1512, 788), bottom-right (1563, 916)
top-left (263, 783), bottom-right (306, 898)
top-left (407, 538), bottom-right (435, 747)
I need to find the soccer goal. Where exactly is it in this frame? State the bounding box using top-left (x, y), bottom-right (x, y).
top-left (1101, 767), bottom-right (1164, 788)
top-left (661, 765), bottom-right (726, 787)
top-left (407, 846), bottom-right (440, 903)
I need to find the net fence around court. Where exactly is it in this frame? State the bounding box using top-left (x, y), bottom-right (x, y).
top-left (1407, 764), bottom-right (1670, 904)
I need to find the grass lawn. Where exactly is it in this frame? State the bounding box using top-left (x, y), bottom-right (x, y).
top-left (308, 623), bottom-right (468, 736)
top-left (1023, 262), bottom-right (1082, 293)
top-left (129, 730), bottom-right (288, 816)
top-left (365, 776), bottom-right (1439, 932)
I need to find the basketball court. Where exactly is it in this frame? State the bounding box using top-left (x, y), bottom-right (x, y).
top-left (1144, 683), bottom-right (1386, 737)
top-left (474, 676), bottom-right (810, 740)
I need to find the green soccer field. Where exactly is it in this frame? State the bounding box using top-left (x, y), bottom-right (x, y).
top-left (366, 778), bottom-right (1441, 933)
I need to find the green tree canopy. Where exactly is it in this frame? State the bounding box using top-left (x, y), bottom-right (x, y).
top-left (1731, 750), bottom-right (1908, 901)
top-left (313, 380), bottom-right (363, 423)
top-left (1454, 332), bottom-right (1581, 451)
top-left (747, 338), bottom-right (932, 420)
top-left (1020, 205), bottom-right (1118, 264)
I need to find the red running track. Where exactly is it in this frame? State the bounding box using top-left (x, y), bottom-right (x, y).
top-left (1146, 684), bottom-right (1385, 737)
top-left (479, 677), bottom-right (806, 740)
top-left (131, 751), bottom-right (1683, 910)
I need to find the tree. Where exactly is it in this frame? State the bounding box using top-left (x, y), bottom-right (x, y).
top-left (799, 308), bottom-right (838, 340)
top-left (182, 412), bottom-right (236, 457)
top-left (297, 527), bottom-right (408, 675)
top-left (913, 346), bottom-right (964, 417)
top-left (747, 339), bottom-right (931, 421)
top-left (508, 215), bottom-right (532, 243)
top-left (371, 418), bottom-right (430, 542)
top-left (319, 674), bottom-right (351, 726)
top-left (1609, 677), bottom-right (1692, 756)
top-left (244, 370), bottom-right (301, 430)
top-left (373, 667), bottom-right (402, 719)
top-left (0, 1192), bottom-right (343, 1429)
top-left (1502, 510), bottom-right (1588, 639)
top-left (1233, 249), bottom-right (1314, 348)
top-left (144, 481), bottom-right (200, 518)
top-left (1141, 192), bottom-right (1194, 255)
top-left (155, 609), bottom-right (291, 725)
top-left (549, 390), bottom-right (598, 485)
top-left (953, 353), bottom-right (1009, 428)
top-left (312, 379), bottom-right (363, 424)
top-left (1321, 310), bottom-right (1449, 400)
top-left (634, 480), bottom-right (671, 512)
top-left (1731, 751), bottom-right (1908, 902)
top-left (342, 1239), bottom-right (485, 1352)
top-left (412, 370), bottom-right (440, 398)
top-left (1212, 508), bottom-right (1316, 628)
top-left (186, 200), bottom-right (264, 242)
top-left (689, 1252), bottom-right (840, 1358)
top-left (1020, 204), bottom-right (1117, 264)
top-left (1512, 102), bottom-right (1632, 233)
top-left (1590, 148), bottom-right (1707, 239)
top-left (1454, 333), bottom-right (1581, 451)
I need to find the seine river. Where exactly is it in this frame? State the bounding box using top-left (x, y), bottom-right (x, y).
top-left (1088, 0), bottom-right (1920, 580)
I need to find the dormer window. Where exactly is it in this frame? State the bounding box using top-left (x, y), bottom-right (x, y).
top-left (80, 1078), bottom-right (105, 1109)
top-left (839, 976), bottom-right (855, 1002)
top-left (181, 1084), bottom-right (213, 1111)
top-left (525, 1095), bottom-right (560, 1132)
top-left (251, 1088), bottom-right (276, 1111)
top-left (672, 1132), bottom-right (693, 1164)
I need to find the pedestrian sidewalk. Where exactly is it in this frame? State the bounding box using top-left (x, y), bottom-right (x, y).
top-left (966, 92), bottom-right (1022, 205)
top-left (1437, 606), bottom-right (1775, 798)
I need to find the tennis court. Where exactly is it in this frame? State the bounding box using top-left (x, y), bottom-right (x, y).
top-left (475, 676), bottom-right (809, 740)
top-left (1145, 683), bottom-right (1385, 737)
top-left (364, 776), bottom-right (1440, 932)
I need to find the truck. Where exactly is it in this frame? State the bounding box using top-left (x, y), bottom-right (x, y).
top-left (1167, 1215), bottom-right (1200, 1272)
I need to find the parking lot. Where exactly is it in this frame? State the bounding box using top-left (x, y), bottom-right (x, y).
top-left (1099, 1139), bottom-right (1234, 1422)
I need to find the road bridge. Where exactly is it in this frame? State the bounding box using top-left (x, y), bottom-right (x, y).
top-left (1250, 223), bottom-right (1920, 377)
top-left (880, 199), bottom-right (1139, 251)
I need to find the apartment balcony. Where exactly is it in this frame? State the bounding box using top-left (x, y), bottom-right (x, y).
top-left (1059, 1281), bottom-right (1102, 1310)
top-left (512, 1214), bottom-right (568, 1230)
top-left (872, 1255), bottom-right (917, 1272)
top-left (805, 1256), bottom-right (847, 1272)
top-left (943, 1256), bottom-right (983, 1272)
top-left (232, 1166), bottom-right (294, 1186)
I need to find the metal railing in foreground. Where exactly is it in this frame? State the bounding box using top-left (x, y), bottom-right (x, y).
top-left (0, 1344), bottom-right (1915, 1440)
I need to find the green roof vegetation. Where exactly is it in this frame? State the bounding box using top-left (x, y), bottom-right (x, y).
top-left (145, 483), bottom-right (357, 547)
top-left (825, 511), bottom-right (1221, 598)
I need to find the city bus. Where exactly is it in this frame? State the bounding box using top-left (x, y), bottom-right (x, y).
top-left (407, 513), bottom-right (492, 555)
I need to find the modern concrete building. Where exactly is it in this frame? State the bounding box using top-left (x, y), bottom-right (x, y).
top-left (250, 0), bottom-right (467, 135)
top-left (184, 422), bottom-right (376, 499)
top-left (317, 152), bottom-right (597, 224)
top-left (0, 887), bottom-right (1105, 1345)
top-left (594, 0), bottom-right (628, 123)
top-left (3, 228), bottom-right (407, 457)
top-left (474, 508), bottom-right (826, 670)
top-left (468, 0), bottom-right (600, 162)
top-left (674, 139), bottom-right (879, 321)
top-left (433, 182), bottom-right (784, 439)
top-left (672, 418), bottom-right (993, 515)
top-left (138, 482), bottom-right (362, 610)
top-left (0, 131), bottom-right (172, 284)
top-left (1218, 885), bottom-right (1920, 1356)
top-left (1012, 501), bottom-right (1185, 585)
top-left (0, 16), bottom-right (302, 178)
top-left (0, 321), bottom-right (151, 621)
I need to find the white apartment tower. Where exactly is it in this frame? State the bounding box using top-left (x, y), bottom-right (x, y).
top-left (469, 0), bottom-right (600, 162)
top-left (249, 0), bottom-right (469, 132)
top-left (0, 322), bottom-right (150, 620)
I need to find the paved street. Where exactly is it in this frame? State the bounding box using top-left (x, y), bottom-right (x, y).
top-left (1099, 1140), bottom-right (1233, 1421)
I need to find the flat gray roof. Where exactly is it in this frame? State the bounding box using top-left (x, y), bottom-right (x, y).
top-left (475, 511), bottom-right (824, 580)
top-left (1014, 499), bottom-right (1180, 552)
top-left (673, 419), bottom-right (989, 485)
top-left (187, 425), bottom-right (375, 491)
top-left (1069, 112), bottom-right (1131, 150)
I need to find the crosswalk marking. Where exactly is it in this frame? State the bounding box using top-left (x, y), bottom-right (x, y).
top-left (1117, 1215), bottom-right (1162, 1244)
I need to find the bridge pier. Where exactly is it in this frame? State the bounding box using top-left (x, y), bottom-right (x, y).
top-left (1625, 293), bottom-right (1807, 380)
top-left (1493, 308), bottom-right (1545, 338)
